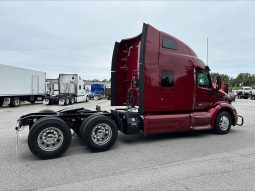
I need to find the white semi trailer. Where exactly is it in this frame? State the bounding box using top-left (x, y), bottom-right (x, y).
top-left (0, 64), bottom-right (46, 107)
top-left (43, 74), bottom-right (89, 105)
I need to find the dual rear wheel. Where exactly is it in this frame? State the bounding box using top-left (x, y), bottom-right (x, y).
top-left (79, 115), bottom-right (118, 152)
top-left (28, 117), bottom-right (72, 159)
top-left (64, 97), bottom-right (75, 105)
top-left (28, 115), bottom-right (118, 159)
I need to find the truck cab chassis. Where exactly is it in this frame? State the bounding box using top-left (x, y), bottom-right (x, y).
top-left (16, 24), bottom-right (243, 159)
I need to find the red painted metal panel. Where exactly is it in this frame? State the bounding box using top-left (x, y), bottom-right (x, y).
top-left (142, 25), bottom-right (200, 113)
top-left (111, 24), bottom-right (239, 132)
top-left (190, 111), bottom-right (211, 130)
top-left (113, 35), bottom-right (141, 106)
top-left (144, 113), bottom-right (191, 135)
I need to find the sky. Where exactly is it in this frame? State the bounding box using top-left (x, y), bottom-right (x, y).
top-left (0, 1), bottom-right (254, 80)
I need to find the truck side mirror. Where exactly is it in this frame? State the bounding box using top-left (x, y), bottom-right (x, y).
top-left (216, 76), bottom-right (222, 91)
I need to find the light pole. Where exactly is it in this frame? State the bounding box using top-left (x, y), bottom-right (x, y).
top-left (206, 37), bottom-right (209, 66)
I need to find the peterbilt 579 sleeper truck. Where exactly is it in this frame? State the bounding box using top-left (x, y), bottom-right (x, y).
top-left (15, 24), bottom-right (243, 159)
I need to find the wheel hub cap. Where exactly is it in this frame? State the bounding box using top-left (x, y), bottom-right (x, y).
top-left (91, 123), bottom-right (112, 145)
top-left (37, 127), bottom-right (64, 151)
top-left (219, 116), bottom-right (230, 131)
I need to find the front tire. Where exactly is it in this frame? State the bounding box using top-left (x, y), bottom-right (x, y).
top-left (28, 117), bottom-right (72, 159)
top-left (214, 111), bottom-right (232, 134)
top-left (81, 115), bottom-right (118, 152)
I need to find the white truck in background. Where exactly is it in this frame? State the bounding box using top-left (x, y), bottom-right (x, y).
top-left (46, 79), bottom-right (59, 96)
top-left (43, 74), bottom-right (89, 105)
top-left (250, 88), bottom-right (255, 100)
top-left (0, 64), bottom-right (46, 107)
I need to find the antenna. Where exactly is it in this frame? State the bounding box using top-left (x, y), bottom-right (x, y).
top-left (206, 37), bottom-right (209, 66)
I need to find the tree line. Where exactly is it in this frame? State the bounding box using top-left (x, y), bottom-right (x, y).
top-left (210, 72), bottom-right (255, 88)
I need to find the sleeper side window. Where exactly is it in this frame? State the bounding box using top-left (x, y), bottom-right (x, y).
top-left (197, 71), bottom-right (211, 88)
top-left (162, 36), bottom-right (177, 50)
top-left (79, 85), bottom-right (81, 90)
top-left (161, 70), bottom-right (174, 88)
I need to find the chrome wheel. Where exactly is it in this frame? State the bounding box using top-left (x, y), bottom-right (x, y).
top-left (37, 127), bottom-right (64, 151)
top-left (91, 123), bottom-right (112, 145)
top-left (219, 116), bottom-right (229, 131)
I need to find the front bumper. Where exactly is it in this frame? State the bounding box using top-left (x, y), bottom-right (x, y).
top-left (236, 115), bottom-right (244, 126)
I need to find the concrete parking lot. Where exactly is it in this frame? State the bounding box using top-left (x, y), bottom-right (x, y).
top-left (0, 99), bottom-right (255, 190)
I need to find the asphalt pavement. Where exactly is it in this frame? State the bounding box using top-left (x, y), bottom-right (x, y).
top-left (0, 99), bottom-right (255, 190)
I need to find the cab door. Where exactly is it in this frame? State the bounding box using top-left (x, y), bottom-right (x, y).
top-left (195, 69), bottom-right (214, 111)
top-left (160, 69), bottom-right (175, 110)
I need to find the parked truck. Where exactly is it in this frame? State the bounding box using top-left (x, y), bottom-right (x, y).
top-left (15, 24), bottom-right (243, 159)
top-left (46, 79), bottom-right (59, 96)
top-left (250, 88), bottom-right (255, 100)
top-left (241, 87), bottom-right (252, 99)
top-left (43, 74), bottom-right (89, 105)
top-left (88, 84), bottom-right (105, 100)
top-left (236, 87), bottom-right (252, 99)
top-left (0, 64), bottom-right (46, 107)
top-left (105, 87), bottom-right (111, 100)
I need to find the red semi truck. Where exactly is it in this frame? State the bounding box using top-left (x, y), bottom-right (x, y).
top-left (15, 24), bottom-right (243, 159)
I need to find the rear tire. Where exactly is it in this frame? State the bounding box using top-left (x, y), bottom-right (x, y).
top-left (0, 98), bottom-right (3, 107)
top-left (78, 115), bottom-right (99, 138)
top-left (28, 117), bottom-right (72, 159)
top-left (10, 97), bottom-right (20, 107)
top-left (65, 98), bottom-right (70, 105)
top-left (81, 115), bottom-right (118, 152)
top-left (213, 111), bottom-right (232, 134)
top-left (70, 97), bottom-right (75, 105)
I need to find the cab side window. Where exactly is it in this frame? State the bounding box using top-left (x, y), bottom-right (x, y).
top-left (197, 71), bottom-right (211, 88)
top-left (162, 37), bottom-right (177, 50)
top-left (161, 70), bottom-right (174, 88)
